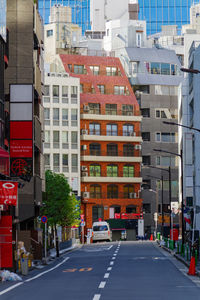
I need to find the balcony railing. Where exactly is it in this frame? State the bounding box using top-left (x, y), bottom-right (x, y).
top-left (81, 150), bottom-right (141, 157)
top-left (83, 192), bottom-right (140, 199)
top-left (82, 170), bottom-right (141, 178)
top-left (81, 107), bottom-right (141, 116)
top-left (81, 129), bottom-right (141, 137)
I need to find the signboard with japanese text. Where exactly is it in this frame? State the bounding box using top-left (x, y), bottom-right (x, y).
top-left (0, 181), bottom-right (18, 206)
top-left (10, 158), bottom-right (32, 177)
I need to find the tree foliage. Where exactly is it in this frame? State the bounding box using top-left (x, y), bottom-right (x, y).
top-left (42, 170), bottom-right (80, 227)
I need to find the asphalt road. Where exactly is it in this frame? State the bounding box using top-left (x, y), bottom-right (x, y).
top-left (1, 241), bottom-right (200, 300)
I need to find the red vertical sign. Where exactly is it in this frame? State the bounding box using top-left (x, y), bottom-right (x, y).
top-left (0, 216), bottom-right (13, 268)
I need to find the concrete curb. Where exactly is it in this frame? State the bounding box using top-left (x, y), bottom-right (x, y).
top-left (159, 243), bottom-right (200, 277)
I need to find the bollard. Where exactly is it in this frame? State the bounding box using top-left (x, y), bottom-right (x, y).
top-left (195, 250), bottom-right (198, 266)
top-left (187, 245), bottom-right (189, 261)
top-left (177, 242), bottom-right (180, 254)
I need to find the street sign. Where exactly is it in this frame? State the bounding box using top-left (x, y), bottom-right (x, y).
top-left (81, 222), bottom-right (85, 227)
top-left (41, 215), bottom-right (48, 223)
top-left (80, 214), bottom-right (84, 220)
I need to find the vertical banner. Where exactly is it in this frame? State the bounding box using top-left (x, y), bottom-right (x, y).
top-left (0, 216), bottom-right (13, 268)
top-left (10, 84), bottom-right (33, 177)
top-left (0, 181), bottom-right (18, 205)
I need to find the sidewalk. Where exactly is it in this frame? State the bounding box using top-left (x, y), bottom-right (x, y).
top-left (0, 243), bottom-right (82, 287)
top-left (158, 240), bottom-right (200, 277)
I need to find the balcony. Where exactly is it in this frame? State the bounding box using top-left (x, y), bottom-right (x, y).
top-left (82, 192), bottom-right (141, 200)
top-left (81, 107), bottom-right (142, 122)
top-left (81, 171), bottom-right (142, 183)
top-left (81, 150), bottom-right (142, 163)
top-left (81, 129), bottom-right (142, 143)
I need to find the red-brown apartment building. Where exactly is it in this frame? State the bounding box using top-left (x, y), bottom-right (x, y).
top-left (59, 54), bottom-right (143, 240)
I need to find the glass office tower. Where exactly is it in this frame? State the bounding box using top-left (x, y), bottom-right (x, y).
top-left (38, 0), bottom-right (90, 34)
top-left (138, 0), bottom-right (200, 35)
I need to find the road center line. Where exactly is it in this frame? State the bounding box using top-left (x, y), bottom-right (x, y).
top-left (99, 281), bottom-right (106, 289)
top-left (104, 273), bottom-right (110, 278)
top-left (114, 253), bottom-right (117, 256)
top-left (110, 261), bottom-right (114, 265)
top-left (25, 257), bottom-right (70, 283)
top-left (107, 267), bottom-right (112, 271)
top-left (112, 257), bottom-right (116, 260)
top-left (93, 294), bottom-right (101, 300)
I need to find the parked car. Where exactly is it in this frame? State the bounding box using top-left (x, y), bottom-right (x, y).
top-left (92, 221), bottom-right (112, 242)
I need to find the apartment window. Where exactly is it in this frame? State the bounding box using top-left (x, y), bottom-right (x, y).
top-left (155, 109), bottom-right (167, 118)
top-left (161, 63), bottom-right (170, 75)
top-left (107, 144), bottom-right (118, 156)
top-left (44, 108), bottom-right (50, 125)
top-left (62, 86), bottom-right (68, 103)
top-left (124, 185), bottom-right (134, 199)
top-left (47, 29), bottom-right (53, 37)
top-left (53, 108), bottom-right (59, 126)
top-left (90, 143), bottom-right (101, 156)
top-left (90, 66), bottom-right (99, 75)
top-left (71, 131), bottom-right (78, 149)
top-left (80, 84), bottom-right (83, 93)
top-left (132, 62), bottom-right (138, 74)
top-left (107, 185), bottom-right (118, 199)
top-left (98, 85), bottom-right (105, 94)
top-left (157, 180), bottom-right (178, 198)
top-left (114, 86), bottom-right (125, 95)
top-left (142, 156), bottom-right (151, 166)
top-left (62, 154), bottom-right (68, 173)
top-left (156, 156), bottom-right (175, 167)
top-left (107, 165), bottom-right (118, 177)
top-left (44, 131), bottom-right (50, 148)
top-left (141, 108), bottom-right (150, 118)
top-left (122, 104), bottom-right (133, 116)
top-left (53, 154), bottom-right (60, 172)
top-left (43, 85), bottom-right (50, 103)
top-left (107, 124), bottom-right (118, 136)
top-left (89, 123), bottom-right (100, 135)
top-left (72, 154), bottom-right (78, 172)
top-left (90, 164), bottom-right (101, 177)
top-left (156, 132), bottom-right (175, 143)
top-left (123, 144), bottom-right (134, 157)
top-left (89, 103), bottom-right (100, 114)
top-left (53, 131), bottom-right (59, 148)
top-left (136, 33), bottom-right (142, 47)
top-left (105, 104), bottom-right (117, 115)
top-left (71, 109), bottom-right (77, 126)
top-left (62, 131), bottom-right (68, 148)
top-left (53, 85), bottom-right (59, 97)
top-left (90, 185), bottom-right (101, 199)
top-left (92, 206), bottom-right (104, 222)
top-left (44, 154), bottom-right (50, 170)
top-left (143, 204), bottom-right (151, 214)
top-left (150, 62), bottom-right (161, 74)
top-left (68, 64), bottom-right (72, 71)
top-left (71, 86), bottom-right (78, 103)
top-left (123, 124), bottom-right (134, 136)
top-left (62, 109), bottom-right (68, 126)
top-left (123, 165), bottom-right (134, 177)
top-left (142, 132), bottom-right (150, 141)
top-left (74, 65), bottom-right (84, 74)
top-left (106, 66), bottom-right (117, 76)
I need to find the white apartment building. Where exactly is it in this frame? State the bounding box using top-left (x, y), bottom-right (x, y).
top-left (43, 72), bottom-right (81, 196)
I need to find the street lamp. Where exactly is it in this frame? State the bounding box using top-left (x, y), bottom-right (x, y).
top-left (153, 148), bottom-right (184, 245)
top-left (146, 174), bottom-right (164, 237)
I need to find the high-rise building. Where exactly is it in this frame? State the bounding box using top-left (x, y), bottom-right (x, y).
top-left (38, 0), bottom-right (91, 34)
top-left (138, 0), bottom-right (200, 35)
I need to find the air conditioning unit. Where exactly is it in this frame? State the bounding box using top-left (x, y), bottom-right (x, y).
top-left (82, 145), bottom-right (87, 151)
top-left (82, 172), bottom-right (88, 177)
top-left (135, 145), bottom-right (141, 150)
top-left (81, 129), bottom-right (88, 135)
top-left (83, 105), bottom-right (89, 112)
top-left (81, 166), bottom-right (88, 171)
top-left (83, 192), bottom-right (89, 198)
top-left (129, 192), bottom-right (137, 199)
top-left (130, 132), bottom-right (136, 136)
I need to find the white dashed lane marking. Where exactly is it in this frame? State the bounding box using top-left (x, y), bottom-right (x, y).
top-left (93, 294), bottom-right (101, 300)
top-left (107, 267), bottom-right (112, 271)
top-left (99, 281), bottom-right (106, 289)
top-left (110, 261), bottom-right (114, 265)
top-left (104, 273), bottom-right (110, 278)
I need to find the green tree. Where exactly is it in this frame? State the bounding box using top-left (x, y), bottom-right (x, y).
top-left (42, 170), bottom-right (80, 256)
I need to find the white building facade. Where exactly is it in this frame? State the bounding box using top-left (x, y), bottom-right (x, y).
top-left (43, 72), bottom-right (81, 196)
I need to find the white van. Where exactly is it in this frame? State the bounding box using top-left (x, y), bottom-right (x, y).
top-left (92, 221), bottom-right (112, 242)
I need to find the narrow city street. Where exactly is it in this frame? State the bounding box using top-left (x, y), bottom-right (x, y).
top-left (1, 241), bottom-right (200, 300)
